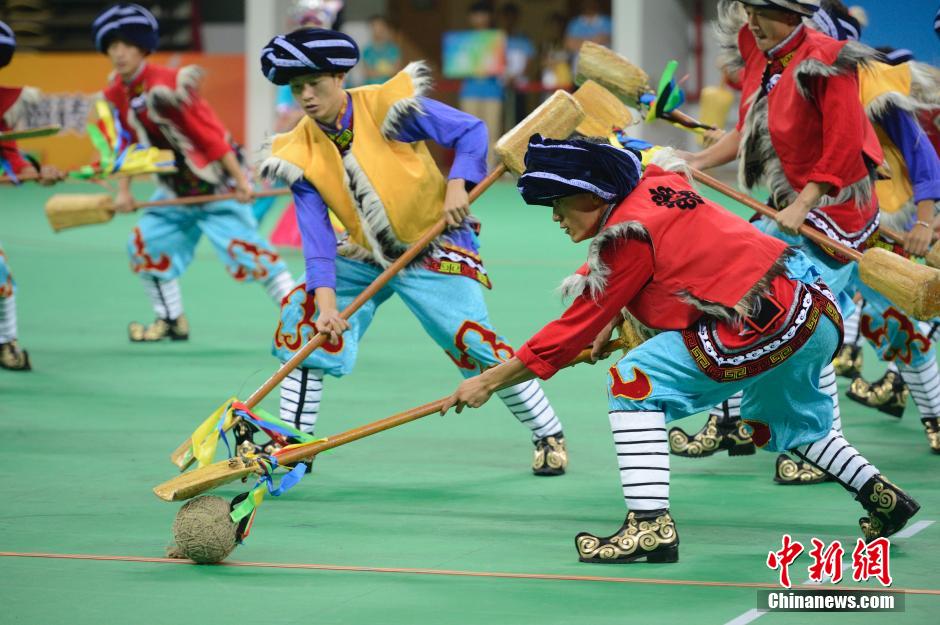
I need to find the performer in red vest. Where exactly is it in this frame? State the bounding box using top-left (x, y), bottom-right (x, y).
top-left (93, 4), bottom-right (293, 342)
top-left (674, 0), bottom-right (886, 484)
top-left (441, 136), bottom-right (919, 563)
top-left (0, 19), bottom-right (64, 370)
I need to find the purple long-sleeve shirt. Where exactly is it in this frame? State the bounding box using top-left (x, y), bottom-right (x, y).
top-left (294, 95), bottom-right (488, 292)
top-left (877, 106), bottom-right (940, 209)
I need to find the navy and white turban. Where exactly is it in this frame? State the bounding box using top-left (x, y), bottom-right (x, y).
top-left (260, 28), bottom-right (359, 85)
top-left (812, 7), bottom-right (861, 41)
top-left (877, 47), bottom-right (915, 66)
top-left (0, 20), bottom-right (14, 68)
top-left (735, 0), bottom-right (820, 17)
top-left (517, 135), bottom-right (644, 207)
top-left (92, 3), bottom-right (159, 53)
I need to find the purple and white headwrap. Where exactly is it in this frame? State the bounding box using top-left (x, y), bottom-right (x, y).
top-left (92, 3), bottom-right (159, 53)
top-left (260, 28), bottom-right (359, 85)
top-left (517, 134), bottom-right (644, 206)
top-left (812, 6), bottom-right (861, 41)
top-left (0, 20), bottom-right (15, 68)
top-left (735, 0), bottom-right (820, 17)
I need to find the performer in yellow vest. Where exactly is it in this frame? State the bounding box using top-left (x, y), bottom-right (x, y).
top-left (259, 28), bottom-right (569, 475)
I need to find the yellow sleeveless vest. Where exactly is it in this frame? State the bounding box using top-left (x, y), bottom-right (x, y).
top-left (265, 65), bottom-right (445, 264)
top-left (859, 61), bottom-right (915, 222)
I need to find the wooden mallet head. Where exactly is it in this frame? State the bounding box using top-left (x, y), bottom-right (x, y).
top-left (575, 41), bottom-right (652, 107)
top-left (571, 80), bottom-right (634, 138)
top-left (858, 247), bottom-right (940, 321)
top-left (495, 90), bottom-right (585, 176)
top-left (44, 194), bottom-right (116, 232)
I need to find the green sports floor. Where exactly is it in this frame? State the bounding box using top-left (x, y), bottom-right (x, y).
top-left (1, 179), bottom-right (937, 624)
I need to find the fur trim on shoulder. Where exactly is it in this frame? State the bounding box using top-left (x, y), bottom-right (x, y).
top-left (909, 62), bottom-right (940, 107)
top-left (580, 221), bottom-right (650, 301)
top-left (149, 65), bottom-right (205, 109)
top-left (793, 40), bottom-right (877, 100)
top-left (648, 147), bottom-right (692, 181)
top-left (2, 87), bottom-right (40, 128)
top-left (556, 273), bottom-right (588, 303)
top-left (715, 0), bottom-right (746, 77)
top-left (260, 154), bottom-right (305, 186)
top-left (866, 91), bottom-right (931, 120)
top-left (380, 60), bottom-right (433, 140)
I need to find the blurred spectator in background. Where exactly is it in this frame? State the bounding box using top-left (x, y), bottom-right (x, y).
top-left (362, 15), bottom-right (402, 85)
top-left (500, 3), bottom-right (534, 125)
top-left (274, 0), bottom-right (344, 134)
top-left (541, 12), bottom-right (572, 91)
top-left (565, 0), bottom-right (611, 60)
top-left (459, 1), bottom-right (503, 168)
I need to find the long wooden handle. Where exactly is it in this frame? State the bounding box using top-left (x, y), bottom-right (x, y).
top-left (134, 187), bottom-right (291, 209)
top-left (155, 337), bottom-right (625, 501)
top-left (664, 109), bottom-right (717, 131)
top-left (689, 168), bottom-right (864, 262)
top-left (244, 165), bottom-right (507, 409)
top-left (275, 335), bottom-right (622, 465)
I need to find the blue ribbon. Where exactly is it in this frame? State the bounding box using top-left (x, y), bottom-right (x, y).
top-left (257, 457), bottom-right (307, 496)
top-left (0, 156), bottom-right (19, 184)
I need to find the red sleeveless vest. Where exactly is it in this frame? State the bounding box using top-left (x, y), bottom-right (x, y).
top-left (576, 165), bottom-right (788, 331)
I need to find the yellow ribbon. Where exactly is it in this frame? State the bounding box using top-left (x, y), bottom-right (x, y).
top-left (189, 396), bottom-right (239, 468)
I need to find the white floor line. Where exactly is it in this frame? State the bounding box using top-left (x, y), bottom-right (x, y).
top-left (723, 608), bottom-right (766, 625)
top-left (892, 519), bottom-right (934, 539)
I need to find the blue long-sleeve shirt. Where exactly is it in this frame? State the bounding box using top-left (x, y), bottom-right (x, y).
top-left (294, 95), bottom-right (488, 292)
top-left (878, 105), bottom-right (940, 208)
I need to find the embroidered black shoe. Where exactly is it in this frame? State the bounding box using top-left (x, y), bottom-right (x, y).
top-left (129, 314), bottom-right (190, 342)
top-left (922, 418), bottom-right (940, 454)
top-left (0, 340), bottom-right (30, 371)
top-left (856, 475), bottom-right (920, 540)
top-left (532, 434), bottom-right (567, 476)
top-left (832, 343), bottom-right (864, 378)
top-left (669, 415), bottom-right (755, 458)
top-left (846, 371), bottom-right (908, 418)
top-left (774, 454), bottom-right (830, 485)
top-left (575, 510), bottom-right (679, 564)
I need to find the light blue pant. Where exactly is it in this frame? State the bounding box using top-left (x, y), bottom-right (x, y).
top-left (608, 315), bottom-right (840, 452)
top-left (857, 283), bottom-right (938, 368)
top-left (127, 187), bottom-right (287, 283)
top-left (273, 256), bottom-right (515, 377)
top-left (609, 252), bottom-right (840, 452)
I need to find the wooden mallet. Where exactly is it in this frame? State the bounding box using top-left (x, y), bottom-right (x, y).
top-left (155, 337), bottom-right (625, 502)
top-left (44, 187), bottom-right (290, 232)
top-left (694, 169), bottom-right (940, 321)
top-left (167, 90), bottom-right (587, 471)
top-left (575, 42), bottom-right (715, 133)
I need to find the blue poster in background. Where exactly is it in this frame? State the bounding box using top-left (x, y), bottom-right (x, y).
top-left (855, 0), bottom-right (939, 65)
